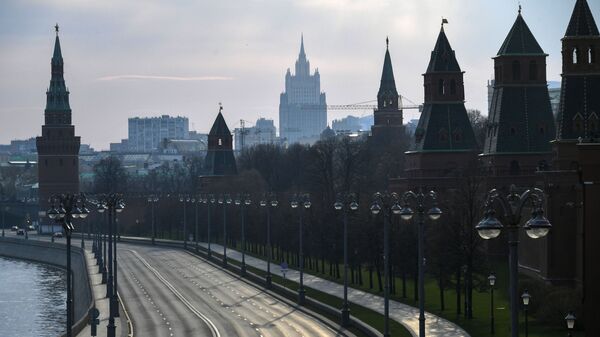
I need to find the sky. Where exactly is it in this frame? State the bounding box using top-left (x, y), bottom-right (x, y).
top-left (0, 0), bottom-right (597, 150)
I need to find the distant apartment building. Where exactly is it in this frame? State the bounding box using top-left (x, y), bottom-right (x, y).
top-left (127, 115), bottom-right (189, 152)
top-left (279, 36), bottom-right (327, 145)
top-left (332, 116), bottom-right (362, 133)
top-left (234, 118), bottom-right (277, 150)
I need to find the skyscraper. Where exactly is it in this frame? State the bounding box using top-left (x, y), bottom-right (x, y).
top-left (36, 25), bottom-right (80, 218)
top-left (279, 36), bottom-right (327, 144)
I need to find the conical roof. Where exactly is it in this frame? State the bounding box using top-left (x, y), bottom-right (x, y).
top-left (565, 0), bottom-right (599, 37)
top-left (378, 39), bottom-right (398, 95)
top-left (209, 111), bottom-right (231, 136)
top-left (497, 13), bottom-right (545, 56)
top-left (426, 28), bottom-right (461, 73)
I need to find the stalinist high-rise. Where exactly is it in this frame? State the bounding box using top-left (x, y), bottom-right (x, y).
top-left (279, 36), bottom-right (327, 144)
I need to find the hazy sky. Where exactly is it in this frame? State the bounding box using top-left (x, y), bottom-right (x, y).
top-left (0, 0), bottom-right (596, 150)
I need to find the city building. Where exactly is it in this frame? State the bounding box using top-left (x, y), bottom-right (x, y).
top-left (35, 26), bottom-right (81, 221)
top-left (370, 38), bottom-right (405, 144)
top-left (127, 115), bottom-right (189, 153)
top-left (279, 36), bottom-right (327, 145)
top-left (204, 107), bottom-right (237, 176)
top-left (481, 8), bottom-right (556, 176)
top-left (404, 23), bottom-right (478, 178)
top-left (233, 118), bottom-right (277, 151)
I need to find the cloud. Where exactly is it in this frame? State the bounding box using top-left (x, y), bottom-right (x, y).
top-left (96, 75), bottom-right (234, 81)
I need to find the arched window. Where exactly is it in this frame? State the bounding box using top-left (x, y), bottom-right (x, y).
top-left (509, 160), bottom-right (521, 176)
top-left (218, 138), bottom-right (223, 146)
top-left (529, 60), bottom-right (538, 80)
top-left (590, 113), bottom-right (599, 132)
top-left (573, 114), bottom-right (584, 133)
top-left (512, 61), bottom-right (521, 80)
top-left (589, 47), bottom-right (596, 64)
top-left (438, 79), bottom-right (445, 96)
top-left (439, 128), bottom-right (448, 142)
top-left (539, 124), bottom-right (546, 135)
top-left (573, 48), bottom-right (579, 64)
top-left (453, 129), bottom-right (462, 142)
top-left (450, 79), bottom-right (457, 95)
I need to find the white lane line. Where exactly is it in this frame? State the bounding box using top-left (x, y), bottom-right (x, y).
top-left (127, 249), bottom-right (221, 337)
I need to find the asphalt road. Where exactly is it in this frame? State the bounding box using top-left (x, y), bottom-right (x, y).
top-left (3, 232), bottom-right (352, 337)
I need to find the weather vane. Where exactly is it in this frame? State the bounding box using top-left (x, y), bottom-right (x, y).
top-left (441, 17), bottom-right (448, 27)
top-left (386, 36), bottom-right (389, 48)
top-left (518, 2), bottom-right (522, 14)
top-left (55, 23), bottom-right (59, 34)
top-left (219, 102), bottom-right (223, 113)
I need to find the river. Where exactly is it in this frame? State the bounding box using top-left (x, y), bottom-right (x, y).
top-left (0, 256), bottom-right (66, 337)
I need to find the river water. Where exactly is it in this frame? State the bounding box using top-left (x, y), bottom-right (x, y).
top-left (0, 256), bottom-right (66, 337)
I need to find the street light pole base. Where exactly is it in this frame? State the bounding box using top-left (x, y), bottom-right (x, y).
top-left (107, 318), bottom-right (116, 337)
top-left (298, 288), bottom-right (306, 305)
top-left (241, 264), bottom-right (246, 276)
top-left (151, 237), bottom-right (155, 245)
top-left (266, 275), bottom-right (272, 288)
top-left (341, 305), bottom-right (351, 327)
top-left (222, 257), bottom-right (228, 267)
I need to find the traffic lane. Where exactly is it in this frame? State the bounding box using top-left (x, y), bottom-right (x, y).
top-left (135, 244), bottom-right (347, 337)
top-left (118, 249), bottom-right (216, 337)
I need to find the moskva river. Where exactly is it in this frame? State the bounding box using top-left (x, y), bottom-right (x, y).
top-left (0, 256), bottom-right (66, 337)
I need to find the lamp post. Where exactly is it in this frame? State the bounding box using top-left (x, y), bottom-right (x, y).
top-left (235, 194), bottom-right (251, 275)
top-left (97, 203), bottom-right (107, 284)
top-left (219, 194), bottom-right (232, 266)
top-left (399, 189), bottom-right (442, 337)
top-left (260, 193), bottom-right (278, 288)
top-left (1, 205), bottom-right (7, 237)
top-left (147, 195), bottom-right (159, 244)
top-left (521, 290), bottom-right (530, 337)
top-left (565, 312), bottom-right (576, 337)
top-left (47, 193), bottom-right (88, 337)
top-left (291, 193), bottom-right (311, 305)
top-left (194, 195), bottom-right (199, 252)
top-left (179, 195), bottom-right (190, 249)
top-left (334, 192), bottom-right (358, 326)
top-left (371, 192), bottom-right (402, 337)
top-left (207, 195), bottom-right (216, 258)
top-left (476, 186), bottom-right (551, 337)
top-left (488, 273), bottom-right (497, 334)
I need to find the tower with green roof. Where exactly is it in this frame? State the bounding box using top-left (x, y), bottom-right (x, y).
top-left (404, 22), bottom-right (478, 178)
top-left (36, 25), bottom-right (81, 222)
top-left (204, 106), bottom-right (237, 176)
top-left (481, 7), bottom-right (556, 176)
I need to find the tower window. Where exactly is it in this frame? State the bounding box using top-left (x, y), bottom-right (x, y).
top-left (439, 128), bottom-right (448, 142)
top-left (539, 125), bottom-right (545, 134)
top-left (573, 48), bottom-right (579, 64)
top-left (218, 138), bottom-right (222, 146)
top-left (589, 47), bottom-right (596, 64)
top-left (450, 79), bottom-right (457, 95)
top-left (453, 129), bottom-right (462, 142)
top-left (512, 61), bottom-right (521, 80)
top-left (529, 60), bottom-right (538, 80)
top-left (510, 127), bottom-right (517, 136)
top-left (438, 79), bottom-right (445, 96)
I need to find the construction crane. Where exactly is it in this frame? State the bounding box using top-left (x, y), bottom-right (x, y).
top-left (300, 96), bottom-right (422, 111)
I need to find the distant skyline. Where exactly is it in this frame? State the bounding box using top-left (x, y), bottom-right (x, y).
top-left (1, 0), bottom-right (597, 150)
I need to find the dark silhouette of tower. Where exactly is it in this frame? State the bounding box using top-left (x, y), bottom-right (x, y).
top-left (405, 22), bottom-right (478, 177)
top-left (481, 8), bottom-right (556, 176)
top-left (36, 25), bottom-right (80, 220)
top-left (370, 38), bottom-right (404, 144)
top-left (204, 105), bottom-right (237, 176)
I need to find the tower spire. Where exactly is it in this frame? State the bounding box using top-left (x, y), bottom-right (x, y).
top-left (299, 33), bottom-right (306, 59)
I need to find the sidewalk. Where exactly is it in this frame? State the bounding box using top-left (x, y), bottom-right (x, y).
top-left (199, 242), bottom-right (469, 337)
top-left (76, 248), bottom-right (127, 337)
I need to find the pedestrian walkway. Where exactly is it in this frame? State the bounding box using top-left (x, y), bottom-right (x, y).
top-left (77, 248), bottom-right (128, 337)
top-left (199, 242), bottom-right (469, 337)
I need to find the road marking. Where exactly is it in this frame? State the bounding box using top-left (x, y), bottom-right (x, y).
top-left (126, 249), bottom-right (221, 337)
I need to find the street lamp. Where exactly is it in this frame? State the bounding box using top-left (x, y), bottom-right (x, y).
top-left (488, 273), bottom-right (497, 334)
top-left (220, 194), bottom-right (232, 266)
top-left (193, 195), bottom-right (199, 252)
top-left (235, 193), bottom-right (252, 275)
top-left (97, 202), bottom-right (108, 284)
top-left (147, 195), bottom-right (159, 244)
top-left (179, 195), bottom-right (190, 249)
top-left (334, 192), bottom-right (358, 326)
top-left (1, 205), bottom-right (8, 237)
top-left (521, 290), bottom-right (531, 337)
top-left (291, 193), bottom-right (311, 305)
top-left (565, 312), bottom-right (576, 337)
top-left (207, 195), bottom-right (216, 258)
top-left (371, 192), bottom-right (402, 337)
top-left (476, 186), bottom-right (550, 337)
top-left (47, 193), bottom-right (87, 337)
top-left (260, 193), bottom-right (278, 288)
top-left (399, 189), bottom-right (442, 337)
